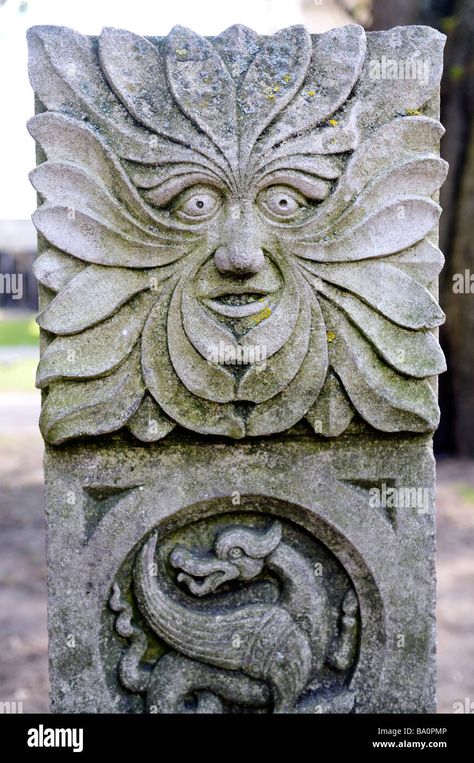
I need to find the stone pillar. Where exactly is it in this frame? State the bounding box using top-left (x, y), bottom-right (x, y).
top-left (28, 23), bottom-right (447, 714)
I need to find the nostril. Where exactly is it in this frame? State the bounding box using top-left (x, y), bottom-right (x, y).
top-left (214, 246), bottom-right (233, 274)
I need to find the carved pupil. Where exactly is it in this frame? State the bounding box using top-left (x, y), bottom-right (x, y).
top-left (228, 547), bottom-right (243, 560)
top-left (257, 186), bottom-right (308, 220)
top-left (175, 186), bottom-right (222, 220)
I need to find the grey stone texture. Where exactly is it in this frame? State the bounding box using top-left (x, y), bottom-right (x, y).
top-left (28, 22), bottom-right (446, 713)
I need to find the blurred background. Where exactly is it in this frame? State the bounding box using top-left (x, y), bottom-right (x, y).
top-left (0, 0), bottom-right (473, 713)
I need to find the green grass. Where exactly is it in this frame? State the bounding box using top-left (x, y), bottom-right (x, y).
top-left (0, 318), bottom-right (39, 346)
top-left (456, 483), bottom-right (474, 504)
top-left (0, 357), bottom-right (37, 392)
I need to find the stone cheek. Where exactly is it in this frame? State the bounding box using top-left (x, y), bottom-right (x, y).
top-left (28, 22), bottom-right (446, 444)
top-left (29, 23), bottom-right (445, 714)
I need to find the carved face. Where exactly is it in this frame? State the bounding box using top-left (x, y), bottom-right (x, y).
top-left (29, 23), bottom-right (447, 443)
top-left (170, 522), bottom-right (282, 596)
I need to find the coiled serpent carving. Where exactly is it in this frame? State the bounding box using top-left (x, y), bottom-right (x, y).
top-left (110, 521), bottom-right (359, 713)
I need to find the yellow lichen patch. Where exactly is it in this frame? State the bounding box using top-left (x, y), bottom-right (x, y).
top-left (328, 118), bottom-right (338, 127)
top-left (326, 331), bottom-right (336, 343)
top-left (307, 89), bottom-right (316, 97)
top-left (273, 85), bottom-right (281, 93)
top-left (252, 306), bottom-right (272, 325)
top-left (405, 108), bottom-right (423, 116)
top-left (282, 74), bottom-right (292, 83)
top-left (263, 85), bottom-right (276, 100)
top-left (175, 48), bottom-right (188, 57)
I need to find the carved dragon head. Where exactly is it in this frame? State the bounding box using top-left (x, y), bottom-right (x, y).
top-left (170, 521), bottom-right (282, 596)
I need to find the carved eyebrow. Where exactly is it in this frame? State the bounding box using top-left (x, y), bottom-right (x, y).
top-left (261, 154), bottom-right (343, 180)
top-left (257, 170), bottom-right (331, 201)
top-left (140, 173), bottom-right (223, 208)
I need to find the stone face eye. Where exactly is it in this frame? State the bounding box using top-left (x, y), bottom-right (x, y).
top-left (257, 185), bottom-right (308, 221)
top-left (173, 185), bottom-right (222, 222)
top-left (228, 547), bottom-right (244, 560)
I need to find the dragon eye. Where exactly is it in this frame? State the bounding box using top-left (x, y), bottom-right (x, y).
top-left (228, 547), bottom-right (244, 560)
top-left (257, 185), bottom-right (308, 221)
top-left (173, 185), bottom-right (223, 222)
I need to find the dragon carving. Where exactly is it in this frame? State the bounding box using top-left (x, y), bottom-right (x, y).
top-left (110, 520), bottom-right (359, 713)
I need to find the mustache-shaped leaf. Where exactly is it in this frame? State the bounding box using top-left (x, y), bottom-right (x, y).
top-left (142, 282), bottom-right (246, 438)
top-left (246, 281), bottom-right (328, 435)
top-left (303, 260), bottom-right (445, 330)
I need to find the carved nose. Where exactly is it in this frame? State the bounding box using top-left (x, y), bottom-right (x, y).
top-left (214, 244), bottom-right (265, 275)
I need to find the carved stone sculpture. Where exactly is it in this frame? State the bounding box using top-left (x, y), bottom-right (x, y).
top-left (28, 22), bottom-right (446, 713)
top-left (110, 517), bottom-right (359, 713)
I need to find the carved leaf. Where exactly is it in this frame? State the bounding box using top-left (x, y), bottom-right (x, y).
top-left (33, 248), bottom-right (85, 292)
top-left (237, 286), bottom-right (311, 404)
top-left (306, 371), bottom-right (354, 437)
top-left (167, 273), bottom-right (236, 403)
top-left (29, 114), bottom-right (198, 268)
top-left (246, 284), bottom-right (328, 435)
top-left (237, 25), bottom-right (312, 165)
top-left (259, 24), bottom-right (366, 151)
top-left (384, 240), bottom-right (444, 286)
top-left (27, 25), bottom-right (163, 163)
top-left (313, 277), bottom-right (446, 377)
top-left (279, 117), bottom-right (446, 246)
top-left (211, 25), bottom-right (260, 81)
top-left (28, 113), bottom-right (197, 234)
top-left (319, 297), bottom-right (440, 432)
top-left (304, 261), bottom-right (445, 330)
top-left (36, 292), bottom-right (155, 387)
top-left (126, 393), bottom-right (176, 442)
top-left (288, 198), bottom-right (442, 262)
top-left (165, 26), bottom-right (238, 169)
top-left (39, 345), bottom-right (145, 444)
top-left (37, 265), bottom-right (151, 335)
top-left (142, 283), bottom-right (246, 438)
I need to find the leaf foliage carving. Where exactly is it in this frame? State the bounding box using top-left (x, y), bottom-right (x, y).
top-left (28, 23), bottom-right (447, 442)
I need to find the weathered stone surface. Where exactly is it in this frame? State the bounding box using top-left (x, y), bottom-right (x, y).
top-left (44, 432), bottom-right (436, 713)
top-left (28, 23), bottom-right (446, 443)
top-left (28, 22), bottom-right (446, 714)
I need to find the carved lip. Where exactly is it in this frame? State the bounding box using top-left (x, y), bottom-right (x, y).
top-left (203, 294), bottom-right (271, 318)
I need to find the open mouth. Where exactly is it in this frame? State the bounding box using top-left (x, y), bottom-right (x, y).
top-left (176, 569), bottom-right (229, 595)
top-left (203, 292), bottom-right (270, 318)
